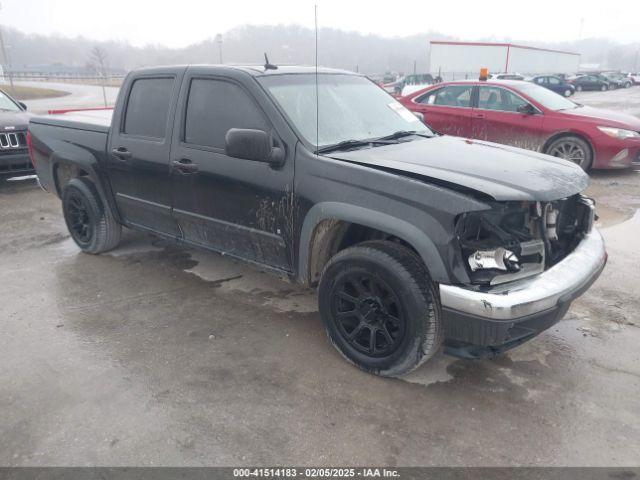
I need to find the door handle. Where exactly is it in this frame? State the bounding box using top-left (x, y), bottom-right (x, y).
top-left (171, 158), bottom-right (199, 174)
top-left (111, 147), bottom-right (132, 160)
top-left (473, 113), bottom-right (486, 119)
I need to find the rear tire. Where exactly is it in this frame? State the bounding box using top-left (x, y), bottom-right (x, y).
top-left (62, 177), bottom-right (122, 254)
top-left (318, 240), bottom-right (443, 377)
top-left (563, 89), bottom-right (572, 97)
top-left (545, 135), bottom-right (593, 171)
top-left (576, 85), bottom-right (583, 92)
top-left (601, 84), bottom-right (608, 91)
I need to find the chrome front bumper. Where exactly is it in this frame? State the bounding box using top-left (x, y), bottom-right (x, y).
top-left (440, 230), bottom-right (607, 321)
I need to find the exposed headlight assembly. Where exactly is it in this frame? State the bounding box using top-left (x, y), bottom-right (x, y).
top-left (468, 247), bottom-right (520, 272)
top-left (597, 126), bottom-right (640, 140)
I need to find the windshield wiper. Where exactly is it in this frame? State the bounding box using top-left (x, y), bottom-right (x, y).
top-left (316, 138), bottom-right (397, 154)
top-left (375, 130), bottom-right (432, 141)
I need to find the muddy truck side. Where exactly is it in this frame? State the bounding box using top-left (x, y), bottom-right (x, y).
top-left (28, 65), bottom-right (607, 376)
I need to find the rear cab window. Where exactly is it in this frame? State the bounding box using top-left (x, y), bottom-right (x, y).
top-left (123, 77), bottom-right (175, 139)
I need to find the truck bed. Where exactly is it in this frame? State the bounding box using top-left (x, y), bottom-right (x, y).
top-left (30, 109), bottom-right (113, 134)
top-left (29, 109), bottom-right (113, 196)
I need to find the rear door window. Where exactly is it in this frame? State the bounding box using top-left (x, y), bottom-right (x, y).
top-left (183, 79), bottom-right (268, 149)
top-left (123, 77), bottom-right (174, 139)
top-left (416, 85), bottom-right (473, 107)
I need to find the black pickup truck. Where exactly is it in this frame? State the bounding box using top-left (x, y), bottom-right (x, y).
top-left (0, 89), bottom-right (33, 179)
top-left (28, 65), bottom-right (606, 376)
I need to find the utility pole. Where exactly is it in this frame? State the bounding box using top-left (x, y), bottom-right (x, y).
top-left (215, 34), bottom-right (223, 64)
top-left (0, 2), bottom-right (14, 88)
top-left (578, 18), bottom-right (585, 40)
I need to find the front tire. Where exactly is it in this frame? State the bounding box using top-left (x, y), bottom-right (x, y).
top-left (546, 135), bottom-right (593, 171)
top-left (576, 85), bottom-right (583, 92)
top-left (601, 84), bottom-right (608, 91)
top-left (318, 240), bottom-right (443, 377)
top-left (62, 177), bottom-right (122, 254)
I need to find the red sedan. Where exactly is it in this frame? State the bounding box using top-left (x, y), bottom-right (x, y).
top-left (399, 80), bottom-right (640, 170)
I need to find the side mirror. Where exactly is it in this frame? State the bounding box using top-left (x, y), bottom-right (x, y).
top-left (18, 102), bottom-right (27, 110)
top-left (225, 128), bottom-right (284, 166)
top-left (517, 103), bottom-right (536, 115)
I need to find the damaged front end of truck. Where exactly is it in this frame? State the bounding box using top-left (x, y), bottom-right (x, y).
top-left (442, 193), bottom-right (605, 359)
top-left (455, 194), bottom-right (596, 287)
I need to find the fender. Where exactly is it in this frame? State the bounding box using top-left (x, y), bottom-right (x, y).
top-left (298, 201), bottom-right (450, 285)
top-left (48, 138), bottom-right (122, 223)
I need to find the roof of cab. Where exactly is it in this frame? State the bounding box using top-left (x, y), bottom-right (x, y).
top-left (131, 64), bottom-right (357, 77)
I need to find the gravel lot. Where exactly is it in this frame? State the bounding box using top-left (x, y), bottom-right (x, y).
top-left (1, 88), bottom-right (639, 467)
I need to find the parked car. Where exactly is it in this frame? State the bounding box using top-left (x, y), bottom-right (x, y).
top-left (28, 65), bottom-right (606, 376)
top-left (397, 73), bottom-right (435, 96)
top-left (530, 75), bottom-right (575, 97)
top-left (602, 72), bottom-right (633, 89)
top-left (568, 74), bottom-right (611, 92)
top-left (0, 89), bottom-right (34, 180)
top-left (629, 73), bottom-right (640, 84)
top-left (491, 73), bottom-right (525, 81)
top-left (400, 79), bottom-right (640, 170)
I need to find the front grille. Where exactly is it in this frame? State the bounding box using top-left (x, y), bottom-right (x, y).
top-left (0, 131), bottom-right (27, 151)
top-left (0, 161), bottom-right (32, 173)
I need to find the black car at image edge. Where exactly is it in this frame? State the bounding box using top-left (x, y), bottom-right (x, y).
top-left (0, 88), bottom-right (34, 179)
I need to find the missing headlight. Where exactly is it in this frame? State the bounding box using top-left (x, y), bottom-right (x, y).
top-left (456, 202), bottom-right (545, 285)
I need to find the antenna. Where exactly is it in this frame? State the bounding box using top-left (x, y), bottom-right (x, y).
top-left (264, 53), bottom-right (278, 70)
top-left (314, 4), bottom-right (319, 154)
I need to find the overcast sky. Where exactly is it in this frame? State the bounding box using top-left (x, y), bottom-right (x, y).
top-left (2, 0), bottom-right (639, 48)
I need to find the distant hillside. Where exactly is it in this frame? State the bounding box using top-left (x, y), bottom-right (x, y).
top-left (2, 24), bottom-right (639, 74)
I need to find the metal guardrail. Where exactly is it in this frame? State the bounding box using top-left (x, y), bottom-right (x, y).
top-left (1, 72), bottom-right (125, 85)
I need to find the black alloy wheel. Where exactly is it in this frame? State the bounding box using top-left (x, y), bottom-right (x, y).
top-left (318, 240), bottom-right (442, 377)
top-left (66, 190), bottom-right (94, 245)
top-left (62, 177), bottom-right (122, 253)
top-left (330, 271), bottom-right (406, 358)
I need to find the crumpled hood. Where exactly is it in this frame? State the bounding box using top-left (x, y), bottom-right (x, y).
top-left (0, 110), bottom-right (33, 131)
top-left (329, 135), bottom-right (588, 201)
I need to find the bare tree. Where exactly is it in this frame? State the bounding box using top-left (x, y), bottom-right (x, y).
top-left (88, 46), bottom-right (109, 107)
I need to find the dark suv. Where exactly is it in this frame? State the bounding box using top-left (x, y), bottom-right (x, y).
top-left (0, 89), bottom-right (33, 180)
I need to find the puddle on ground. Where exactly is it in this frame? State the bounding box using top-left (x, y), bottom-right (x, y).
top-left (401, 354), bottom-right (456, 386)
top-left (184, 249), bottom-right (317, 313)
top-left (600, 209), bottom-right (640, 252)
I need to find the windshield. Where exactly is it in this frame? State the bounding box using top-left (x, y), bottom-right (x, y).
top-left (516, 83), bottom-right (578, 111)
top-left (259, 74), bottom-right (432, 148)
top-left (0, 91), bottom-right (21, 112)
